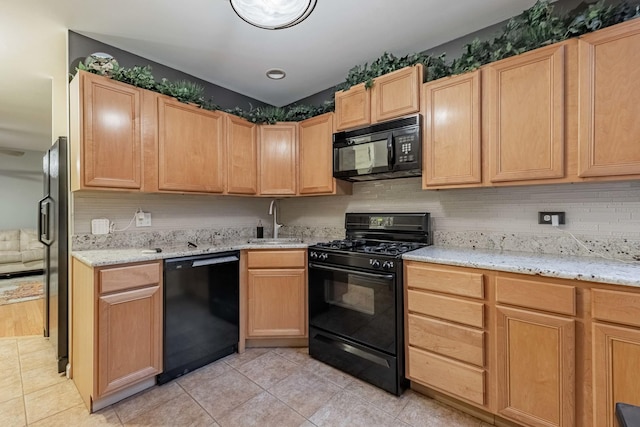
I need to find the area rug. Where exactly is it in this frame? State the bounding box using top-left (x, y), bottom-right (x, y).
top-left (0, 275), bottom-right (44, 305)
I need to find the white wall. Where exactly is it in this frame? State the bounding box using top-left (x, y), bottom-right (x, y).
top-left (0, 150), bottom-right (45, 230)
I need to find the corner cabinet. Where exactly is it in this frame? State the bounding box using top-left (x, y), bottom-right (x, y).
top-left (335, 64), bottom-right (423, 131)
top-left (71, 258), bottom-right (162, 412)
top-left (243, 249), bottom-right (307, 341)
top-left (422, 70), bottom-right (482, 188)
top-left (157, 97), bottom-right (226, 193)
top-left (70, 71), bottom-right (142, 191)
top-left (226, 114), bottom-right (257, 195)
top-left (258, 123), bottom-right (298, 195)
top-left (577, 19), bottom-right (640, 178)
top-left (298, 113), bottom-right (336, 195)
top-left (483, 42), bottom-right (568, 183)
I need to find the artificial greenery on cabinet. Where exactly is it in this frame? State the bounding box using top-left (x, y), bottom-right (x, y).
top-left (74, 0), bottom-right (640, 124)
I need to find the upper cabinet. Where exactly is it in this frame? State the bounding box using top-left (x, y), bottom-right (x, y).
top-left (483, 42), bottom-right (568, 183)
top-left (422, 70), bottom-right (482, 188)
top-left (258, 123), bottom-right (298, 196)
top-left (226, 114), bottom-right (258, 195)
top-left (70, 71), bottom-right (142, 191)
top-left (298, 113), bottom-right (335, 195)
top-left (335, 65), bottom-right (423, 131)
top-left (157, 97), bottom-right (226, 193)
top-left (578, 19), bottom-right (640, 178)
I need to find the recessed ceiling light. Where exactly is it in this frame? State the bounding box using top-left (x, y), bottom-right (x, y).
top-left (266, 69), bottom-right (286, 80)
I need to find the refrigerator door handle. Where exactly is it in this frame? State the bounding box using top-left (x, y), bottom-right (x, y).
top-left (38, 196), bottom-right (53, 246)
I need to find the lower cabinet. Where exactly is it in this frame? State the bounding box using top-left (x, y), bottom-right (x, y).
top-left (71, 258), bottom-right (163, 411)
top-left (244, 249), bottom-right (307, 340)
top-left (591, 289), bottom-right (640, 427)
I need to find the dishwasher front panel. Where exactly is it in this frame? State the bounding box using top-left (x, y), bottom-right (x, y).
top-left (158, 251), bottom-right (239, 384)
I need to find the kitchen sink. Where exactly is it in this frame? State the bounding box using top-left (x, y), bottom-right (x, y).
top-left (247, 238), bottom-right (303, 245)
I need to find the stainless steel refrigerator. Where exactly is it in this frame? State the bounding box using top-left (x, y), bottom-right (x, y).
top-left (38, 137), bottom-right (68, 373)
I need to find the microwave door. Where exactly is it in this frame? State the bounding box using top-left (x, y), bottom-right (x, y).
top-left (334, 137), bottom-right (392, 178)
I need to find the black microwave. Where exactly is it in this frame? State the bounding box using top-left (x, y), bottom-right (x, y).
top-left (333, 114), bottom-right (422, 181)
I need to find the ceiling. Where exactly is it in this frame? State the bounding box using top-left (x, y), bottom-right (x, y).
top-left (1, 0), bottom-right (539, 153)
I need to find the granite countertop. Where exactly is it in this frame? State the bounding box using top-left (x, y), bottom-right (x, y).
top-left (71, 238), bottom-right (313, 267)
top-left (403, 246), bottom-right (640, 287)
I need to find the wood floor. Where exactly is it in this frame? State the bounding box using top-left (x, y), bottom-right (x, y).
top-left (0, 298), bottom-right (43, 337)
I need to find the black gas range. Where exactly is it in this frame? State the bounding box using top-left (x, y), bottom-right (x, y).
top-left (307, 212), bottom-right (431, 395)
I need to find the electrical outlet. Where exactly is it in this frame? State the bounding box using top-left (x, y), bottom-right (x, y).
top-left (538, 212), bottom-right (565, 225)
top-left (135, 212), bottom-right (152, 227)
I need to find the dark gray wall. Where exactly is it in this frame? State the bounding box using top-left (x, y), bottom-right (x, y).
top-left (290, 0), bottom-right (615, 107)
top-left (69, 31), bottom-right (269, 110)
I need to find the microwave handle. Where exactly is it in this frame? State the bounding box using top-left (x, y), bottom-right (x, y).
top-left (387, 134), bottom-right (394, 166)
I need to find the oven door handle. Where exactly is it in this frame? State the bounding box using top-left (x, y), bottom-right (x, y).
top-left (309, 263), bottom-right (394, 280)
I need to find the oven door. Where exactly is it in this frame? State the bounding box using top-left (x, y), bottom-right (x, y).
top-left (308, 262), bottom-right (397, 354)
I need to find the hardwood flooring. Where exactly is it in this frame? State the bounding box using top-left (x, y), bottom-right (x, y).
top-left (0, 298), bottom-right (43, 337)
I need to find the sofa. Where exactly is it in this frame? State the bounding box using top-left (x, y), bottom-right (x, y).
top-left (0, 229), bottom-right (44, 277)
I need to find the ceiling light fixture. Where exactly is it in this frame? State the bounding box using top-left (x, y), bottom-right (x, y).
top-left (266, 68), bottom-right (286, 80)
top-left (230, 0), bottom-right (317, 30)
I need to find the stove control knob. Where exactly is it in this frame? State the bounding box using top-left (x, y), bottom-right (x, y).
top-left (370, 259), bottom-right (381, 268)
top-left (310, 251), bottom-right (318, 259)
top-left (382, 261), bottom-right (394, 270)
top-left (319, 253), bottom-right (329, 261)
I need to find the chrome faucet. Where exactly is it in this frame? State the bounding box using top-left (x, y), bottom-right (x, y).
top-left (268, 200), bottom-right (283, 239)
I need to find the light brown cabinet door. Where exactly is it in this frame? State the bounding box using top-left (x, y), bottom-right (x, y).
top-left (593, 322), bottom-right (640, 427)
top-left (496, 306), bottom-right (575, 427)
top-left (247, 268), bottom-right (306, 337)
top-left (157, 98), bottom-right (225, 193)
top-left (578, 19), bottom-right (640, 178)
top-left (226, 114), bottom-right (257, 194)
top-left (484, 43), bottom-right (566, 183)
top-left (423, 70), bottom-right (482, 188)
top-left (372, 64), bottom-right (422, 123)
top-left (299, 113), bottom-right (335, 194)
top-left (258, 123), bottom-right (298, 195)
top-left (97, 285), bottom-right (162, 398)
top-left (80, 72), bottom-right (142, 189)
top-left (334, 83), bottom-right (370, 131)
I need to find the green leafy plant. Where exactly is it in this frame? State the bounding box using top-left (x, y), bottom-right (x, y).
top-left (157, 79), bottom-right (205, 104)
top-left (112, 65), bottom-right (156, 90)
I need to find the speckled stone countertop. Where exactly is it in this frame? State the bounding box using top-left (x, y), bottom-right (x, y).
top-left (72, 238), bottom-right (313, 267)
top-left (403, 246), bottom-right (640, 287)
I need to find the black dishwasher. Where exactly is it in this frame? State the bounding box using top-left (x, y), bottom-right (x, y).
top-left (158, 251), bottom-right (239, 385)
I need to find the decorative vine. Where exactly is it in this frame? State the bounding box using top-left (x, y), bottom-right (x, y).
top-left (76, 0), bottom-right (640, 124)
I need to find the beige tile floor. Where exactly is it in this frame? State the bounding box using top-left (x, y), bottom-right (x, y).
top-left (1, 336), bottom-right (492, 427)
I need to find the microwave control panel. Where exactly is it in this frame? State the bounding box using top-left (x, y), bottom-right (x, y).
top-left (395, 133), bottom-right (418, 164)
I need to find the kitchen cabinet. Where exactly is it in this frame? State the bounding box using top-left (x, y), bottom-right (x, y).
top-left (404, 262), bottom-right (488, 408)
top-left (422, 70), bottom-right (482, 188)
top-left (496, 276), bottom-right (576, 427)
top-left (591, 289), bottom-right (640, 427)
top-left (70, 71), bottom-right (142, 191)
top-left (298, 112), bottom-right (336, 195)
top-left (243, 249), bottom-right (307, 339)
top-left (335, 65), bottom-right (423, 131)
top-left (71, 258), bottom-right (162, 412)
top-left (226, 114), bottom-right (257, 195)
top-left (157, 97), bottom-right (226, 193)
top-left (577, 19), bottom-right (640, 179)
top-left (258, 123), bottom-right (298, 195)
top-left (483, 42), bottom-right (568, 183)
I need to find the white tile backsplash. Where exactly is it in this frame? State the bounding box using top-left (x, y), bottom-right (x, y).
top-left (72, 178), bottom-right (640, 260)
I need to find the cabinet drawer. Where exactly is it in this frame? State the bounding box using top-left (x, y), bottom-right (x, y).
top-left (592, 289), bottom-right (640, 328)
top-left (407, 290), bottom-right (484, 328)
top-left (496, 276), bottom-right (576, 316)
top-left (408, 347), bottom-right (485, 405)
top-left (406, 263), bottom-right (484, 299)
top-left (247, 250), bottom-right (305, 269)
top-left (408, 314), bottom-right (484, 367)
top-left (99, 262), bottom-right (161, 294)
